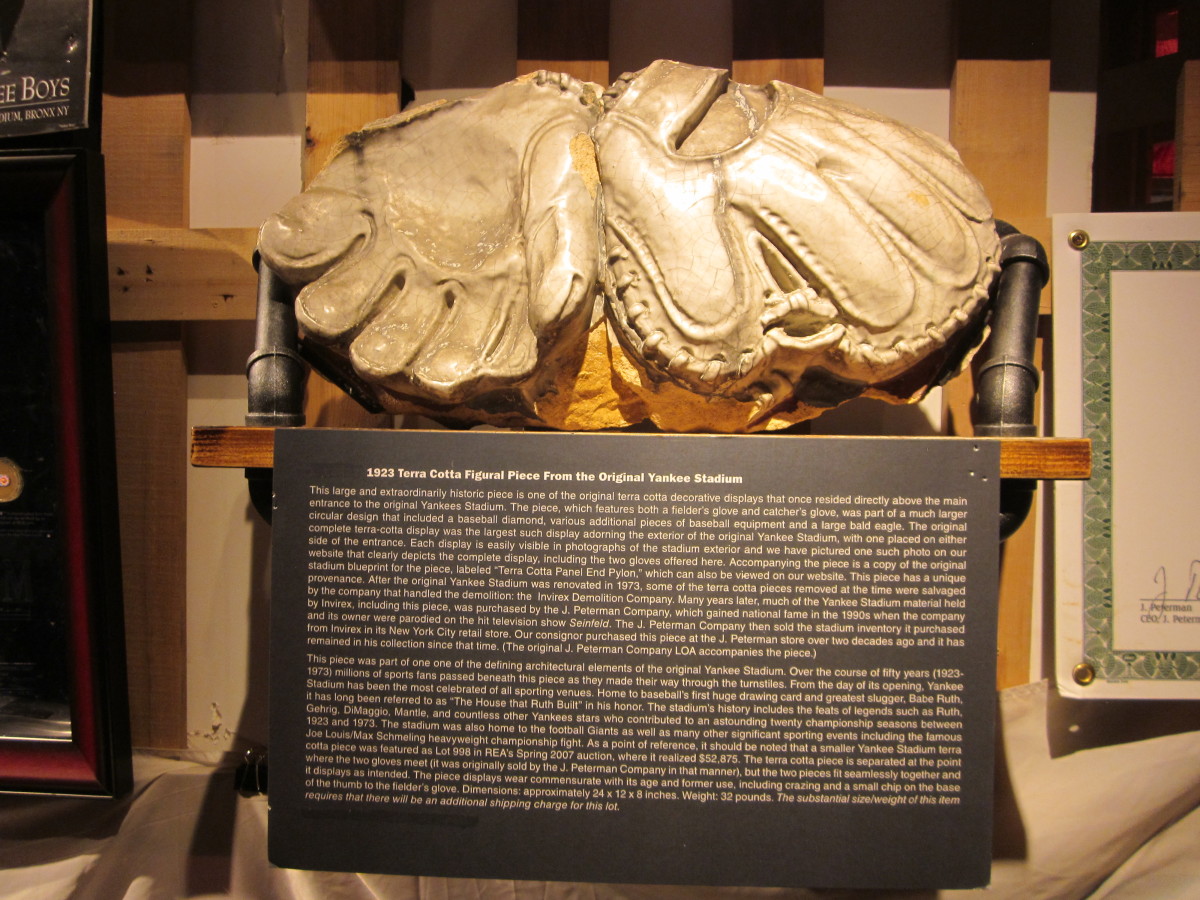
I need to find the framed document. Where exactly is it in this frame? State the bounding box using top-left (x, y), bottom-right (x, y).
top-left (1053, 213), bottom-right (1200, 700)
top-left (0, 149), bottom-right (130, 794)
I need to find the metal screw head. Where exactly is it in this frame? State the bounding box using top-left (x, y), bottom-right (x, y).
top-left (1068, 229), bottom-right (1090, 250)
top-left (1072, 662), bottom-right (1096, 685)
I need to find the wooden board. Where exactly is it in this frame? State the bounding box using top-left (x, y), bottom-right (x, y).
top-left (996, 492), bottom-right (1039, 689)
top-left (112, 326), bottom-right (188, 749)
top-left (950, 58), bottom-right (1053, 290)
top-left (1178, 60), bottom-right (1200, 212)
top-left (100, 2), bottom-right (191, 230)
top-left (949, 57), bottom-right (1052, 687)
top-left (731, 59), bottom-right (824, 94)
top-left (303, 0), bottom-right (399, 430)
top-left (102, 2), bottom-right (193, 750)
top-left (108, 227), bottom-right (258, 321)
top-left (191, 426), bottom-right (1091, 480)
top-left (305, 1), bottom-right (403, 182)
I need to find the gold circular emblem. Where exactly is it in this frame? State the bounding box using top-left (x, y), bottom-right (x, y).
top-left (0, 458), bottom-right (23, 503)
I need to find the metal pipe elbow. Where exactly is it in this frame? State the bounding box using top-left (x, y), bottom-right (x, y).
top-left (246, 257), bottom-right (307, 522)
top-left (246, 257), bottom-right (306, 429)
top-left (974, 224), bottom-right (1048, 540)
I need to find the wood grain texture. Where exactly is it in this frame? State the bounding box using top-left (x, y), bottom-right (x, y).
top-left (101, 92), bottom-right (191, 230)
top-left (305, 2), bottom-right (402, 184)
top-left (112, 327), bottom-right (189, 749)
top-left (1178, 60), bottom-right (1200, 211)
top-left (941, 59), bottom-right (1054, 441)
top-left (108, 227), bottom-right (258, 321)
top-left (101, 1), bottom-right (194, 750)
top-left (996, 492), bottom-right (1038, 689)
top-left (950, 59), bottom-right (1053, 279)
top-left (951, 58), bottom-right (1052, 319)
top-left (101, 0), bottom-right (192, 229)
top-left (949, 57), bottom-right (1053, 688)
top-left (191, 427), bottom-right (1091, 479)
top-left (303, 0), bottom-right (400, 429)
top-left (994, 327), bottom-right (1047, 689)
top-left (731, 59), bottom-right (824, 94)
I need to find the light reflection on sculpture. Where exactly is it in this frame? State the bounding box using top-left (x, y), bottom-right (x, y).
top-left (259, 71), bottom-right (601, 409)
top-left (259, 61), bottom-right (1000, 431)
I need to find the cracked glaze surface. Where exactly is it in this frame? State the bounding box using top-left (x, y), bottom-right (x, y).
top-left (259, 71), bottom-right (602, 409)
top-left (259, 61), bottom-right (1000, 428)
top-left (596, 61), bottom-right (998, 411)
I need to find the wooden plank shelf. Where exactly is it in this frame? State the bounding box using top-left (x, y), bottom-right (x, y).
top-left (108, 227), bottom-right (258, 321)
top-left (191, 426), bottom-right (1091, 481)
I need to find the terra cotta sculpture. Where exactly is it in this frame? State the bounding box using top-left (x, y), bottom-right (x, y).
top-left (258, 61), bottom-right (1000, 432)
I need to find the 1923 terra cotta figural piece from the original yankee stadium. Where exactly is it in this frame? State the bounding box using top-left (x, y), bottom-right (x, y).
top-left (258, 60), bottom-right (1002, 433)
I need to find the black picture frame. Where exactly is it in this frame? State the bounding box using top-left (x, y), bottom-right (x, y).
top-left (0, 148), bottom-right (130, 796)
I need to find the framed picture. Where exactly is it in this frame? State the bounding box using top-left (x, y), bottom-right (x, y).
top-left (0, 0), bottom-right (95, 141)
top-left (1053, 212), bottom-right (1200, 700)
top-left (0, 148), bottom-right (130, 794)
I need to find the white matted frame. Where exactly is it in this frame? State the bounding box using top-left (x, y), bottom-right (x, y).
top-left (1053, 212), bottom-right (1200, 700)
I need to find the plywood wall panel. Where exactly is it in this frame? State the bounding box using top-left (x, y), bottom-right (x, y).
top-left (305, 1), bottom-right (403, 182)
top-left (101, 3), bottom-right (192, 229)
top-left (731, 59), bottom-right (824, 93)
top-left (102, 0), bottom-right (194, 748)
top-left (1178, 59), bottom-right (1200, 211)
top-left (303, 0), bottom-right (400, 428)
top-left (951, 60), bottom-right (1053, 251)
top-left (949, 53), bottom-right (1052, 689)
top-left (110, 326), bottom-right (189, 748)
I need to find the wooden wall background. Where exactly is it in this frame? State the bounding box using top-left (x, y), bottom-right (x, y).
top-left (99, 0), bottom-right (1196, 748)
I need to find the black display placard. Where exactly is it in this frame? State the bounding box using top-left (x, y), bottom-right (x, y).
top-left (269, 430), bottom-right (1000, 890)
